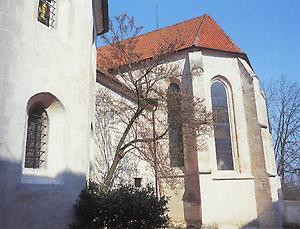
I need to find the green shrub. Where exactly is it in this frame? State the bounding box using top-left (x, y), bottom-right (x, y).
top-left (70, 182), bottom-right (170, 229)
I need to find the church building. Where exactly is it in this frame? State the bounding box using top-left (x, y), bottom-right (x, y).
top-left (0, 0), bottom-right (282, 228)
top-left (96, 15), bottom-right (283, 229)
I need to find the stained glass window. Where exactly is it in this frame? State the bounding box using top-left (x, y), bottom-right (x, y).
top-left (211, 81), bottom-right (234, 170)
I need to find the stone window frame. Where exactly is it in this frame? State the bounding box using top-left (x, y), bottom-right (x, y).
top-left (210, 77), bottom-right (240, 172)
top-left (21, 92), bottom-right (65, 184)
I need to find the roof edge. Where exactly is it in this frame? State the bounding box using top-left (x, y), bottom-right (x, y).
top-left (204, 15), bottom-right (243, 53)
top-left (192, 13), bottom-right (208, 46)
top-left (96, 68), bottom-right (137, 102)
top-left (97, 14), bottom-right (206, 49)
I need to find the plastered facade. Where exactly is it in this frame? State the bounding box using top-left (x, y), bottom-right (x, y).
top-left (283, 200), bottom-right (300, 225)
top-left (0, 0), bottom-right (96, 228)
top-left (171, 50), bottom-right (281, 228)
top-left (165, 49), bottom-right (283, 228)
top-left (92, 84), bottom-right (156, 186)
top-left (100, 49), bottom-right (283, 228)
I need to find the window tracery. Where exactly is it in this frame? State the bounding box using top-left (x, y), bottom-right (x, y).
top-left (211, 81), bottom-right (234, 170)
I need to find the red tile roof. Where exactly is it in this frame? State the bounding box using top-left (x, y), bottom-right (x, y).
top-left (97, 14), bottom-right (243, 70)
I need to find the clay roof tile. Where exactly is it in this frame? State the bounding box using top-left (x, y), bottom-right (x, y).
top-left (97, 14), bottom-right (243, 70)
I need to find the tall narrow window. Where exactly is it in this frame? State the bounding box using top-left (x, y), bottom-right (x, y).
top-left (134, 177), bottom-right (142, 188)
top-left (168, 83), bottom-right (184, 167)
top-left (25, 103), bottom-right (48, 169)
top-left (38, 0), bottom-right (56, 28)
top-left (211, 81), bottom-right (234, 170)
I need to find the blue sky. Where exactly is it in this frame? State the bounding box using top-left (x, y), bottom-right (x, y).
top-left (98, 0), bottom-right (300, 83)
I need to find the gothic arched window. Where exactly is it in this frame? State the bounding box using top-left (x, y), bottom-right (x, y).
top-left (24, 103), bottom-right (48, 169)
top-left (211, 81), bottom-right (234, 170)
top-left (168, 83), bottom-right (184, 167)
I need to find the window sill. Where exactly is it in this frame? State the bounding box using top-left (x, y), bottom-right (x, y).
top-left (267, 172), bottom-right (277, 178)
top-left (199, 169), bottom-right (212, 175)
top-left (22, 167), bottom-right (47, 176)
top-left (21, 168), bottom-right (63, 185)
top-left (212, 171), bottom-right (254, 180)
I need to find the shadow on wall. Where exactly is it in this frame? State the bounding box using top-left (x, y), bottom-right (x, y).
top-left (240, 190), bottom-right (283, 229)
top-left (282, 200), bottom-right (300, 228)
top-left (0, 159), bottom-right (86, 229)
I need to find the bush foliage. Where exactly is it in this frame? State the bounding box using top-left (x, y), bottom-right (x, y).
top-left (70, 182), bottom-right (170, 229)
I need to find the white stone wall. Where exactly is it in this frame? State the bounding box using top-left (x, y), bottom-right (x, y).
top-left (252, 76), bottom-right (277, 176)
top-left (137, 49), bottom-right (282, 228)
top-left (93, 84), bottom-right (156, 186)
top-left (189, 50), bottom-right (257, 228)
top-left (0, 1), bottom-right (282, 228)
top-left (0, 0), bottom-right (96, 228)
top-left (198, 50), bottom-right (253, 176)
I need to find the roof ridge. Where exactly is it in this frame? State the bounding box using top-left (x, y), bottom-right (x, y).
top-left (97, 15), bottom-right (206, 49)
top-left (192, 13), bottom-right (208, 46)
top-left (204, 15), bottom-right (242, 52)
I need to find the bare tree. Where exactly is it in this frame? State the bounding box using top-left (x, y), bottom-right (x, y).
top-left (96, 14), bottom-right (214, 188)
top-left (93, 90), bottom-right (138, 185)
top-left (265, 77), bottom-right (300, 198)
